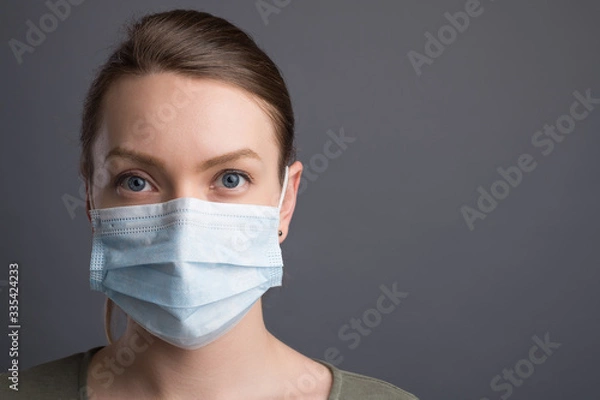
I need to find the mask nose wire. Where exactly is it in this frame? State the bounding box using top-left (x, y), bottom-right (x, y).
top-left (277, 166), bottom-right (289, 210)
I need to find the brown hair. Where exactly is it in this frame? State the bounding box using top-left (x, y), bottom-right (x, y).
top-left (79, 9), bottom-right (296, 343)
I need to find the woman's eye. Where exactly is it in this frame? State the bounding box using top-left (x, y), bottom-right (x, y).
top-left (117, 174), bottom-right (151, 192)
top-left (217, 171), bottom-right (250, 189)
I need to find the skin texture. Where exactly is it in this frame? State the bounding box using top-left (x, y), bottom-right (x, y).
top-left (84, 72), bottom-right (332, 399)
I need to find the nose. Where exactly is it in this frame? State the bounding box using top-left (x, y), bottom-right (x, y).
top-left (167, 179), bottom-right (209, 203)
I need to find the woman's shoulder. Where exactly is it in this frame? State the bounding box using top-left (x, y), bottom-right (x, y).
top-left (0, 346), bottom-right (103, 399)
top-left (312, 358), bottom-right (419, 400)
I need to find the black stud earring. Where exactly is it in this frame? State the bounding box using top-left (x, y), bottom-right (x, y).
top-left (278, 230), bottom-right (283, 236)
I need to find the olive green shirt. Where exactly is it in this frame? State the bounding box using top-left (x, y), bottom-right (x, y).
top-left (0, 346), bottom-right (419, 399)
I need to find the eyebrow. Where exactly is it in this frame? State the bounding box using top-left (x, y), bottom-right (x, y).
top-left (104, 147), bottom-right (261, 172)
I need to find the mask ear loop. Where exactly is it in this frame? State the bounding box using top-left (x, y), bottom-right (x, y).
top-left (277, 166), bottom-right (289, 210)
top-left (89, 181), bottom-right (95, 212)
top-left (86, 175), bottom-right (97, 225)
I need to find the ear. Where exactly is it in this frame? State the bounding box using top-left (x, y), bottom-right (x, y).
top-left (278, 161), bottom-right (303, 243)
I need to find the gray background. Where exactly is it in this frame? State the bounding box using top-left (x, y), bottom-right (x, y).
top-left (1, 0), bottom-right (599, 399)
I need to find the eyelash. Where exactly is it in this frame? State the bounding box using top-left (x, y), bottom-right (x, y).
top-left (113, 169), bottom-right (254, 190)
top-left (215, 169), bottom-right (254, 186)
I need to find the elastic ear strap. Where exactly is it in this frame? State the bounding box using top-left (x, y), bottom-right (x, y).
top-left (88, 180), bottom-right (95, 211)
top-left (277, 166), bottom-right (289, 209)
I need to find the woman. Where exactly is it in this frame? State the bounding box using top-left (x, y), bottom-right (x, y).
top-left (1, 9), bottom-right (419, 400)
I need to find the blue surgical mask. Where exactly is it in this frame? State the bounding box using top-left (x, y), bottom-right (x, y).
top-left (88, 166), bottom-right (289, 349)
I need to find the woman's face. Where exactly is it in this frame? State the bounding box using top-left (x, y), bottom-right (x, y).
top-left (87, 72), bottom-right (291, 214)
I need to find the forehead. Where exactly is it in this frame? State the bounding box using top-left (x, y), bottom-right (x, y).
top-left (93, 72), bottom-right (278, 165)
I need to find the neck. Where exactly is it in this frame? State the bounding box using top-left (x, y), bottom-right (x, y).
top-left (89, 300), bottom-right (294, 399)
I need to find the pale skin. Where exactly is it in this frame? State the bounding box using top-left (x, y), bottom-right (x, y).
top-left (84, 72), bottom-right (333, 399)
